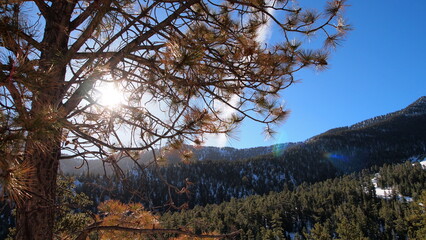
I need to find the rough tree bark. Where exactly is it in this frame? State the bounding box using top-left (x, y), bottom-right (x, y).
top-left (16, 134), bottom-right (61, 240)
top-left (14, 2), bottom-right (73, 238)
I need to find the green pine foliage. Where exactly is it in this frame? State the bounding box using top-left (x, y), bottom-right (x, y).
top-left (377, 161), bottom-right (426, 197)
top-left (159, 162), bottom-right (426, 239)
top-left (1, 160), bottom-right (425, 239)
top-left (406, 191), bottom-right (426, 239)
top-left (304, 222), bottom-right (331, 240)
top-left (54, 176), bottom-right (93, 239)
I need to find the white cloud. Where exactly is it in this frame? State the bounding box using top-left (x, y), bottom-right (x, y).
top-left (204, 2), bottom-right (277, 147)
top-left (255, 0), bottom-right (276, 44)
top-left (204, 95), bottom-right (240, 147)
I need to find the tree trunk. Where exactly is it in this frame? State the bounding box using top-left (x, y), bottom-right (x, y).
top-left (15, 132), bottom-right (62, 240)
top-left (14, 2), bottom-right (74, 238)
top-left (15, 138), bottom-right (61, 239)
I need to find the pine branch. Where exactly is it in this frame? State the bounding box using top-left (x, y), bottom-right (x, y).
top-left (33, 0), bottom-right (50, 18)
top-left (62, 0), bottom-right (199, 114)
top-left (65, 0), bottom-right (113, 64)
top-left (69, 0), bottom-right (103, 30)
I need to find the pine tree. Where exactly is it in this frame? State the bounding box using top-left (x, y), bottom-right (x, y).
top-left (406, 191), bottom-right (426, 239)
top-left (245, 229), bottom-right (255, 240)
top-left (335, 204), bottom-right (368, 240)
top-left (305, 222), bottom-right (331, 240)
top-left (261, 228), bottom-right (275, 240)
top-left (271, 212), bottom-right (285, 239)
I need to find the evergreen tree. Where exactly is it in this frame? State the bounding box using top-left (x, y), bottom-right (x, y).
top-left (305, 222), bottom-right (331, 240)
top-left (335, 204), bottom-right (368, 240)
top-left (160, 160), bottom-right (426, 239)
top-left (406, 191), bottom-right (426, 239)
top-left (261, 228), bottom-right (275, 240)
top-left (271, 213), bottom-right (285, 239)
top-left (245, 229), bottom-right (255, 240)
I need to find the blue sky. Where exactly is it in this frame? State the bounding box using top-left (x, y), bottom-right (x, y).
top-left (20, 1), bottom-right (424, 150)
top-left (221, 0), bottom-right (426, 148)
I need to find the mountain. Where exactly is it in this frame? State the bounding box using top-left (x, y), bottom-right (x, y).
top-left (60, 97), bottom-right (426, 211)
top-left (321, 96), bottom-right (426, 133)
top-left (70, 150), bottom-right (338, 209)
top-left (137, 143), bottom-right (293, 163)
top-left (4, 98), bottom-right (426, 240)
top-left (60, 143), bottom-right (295, 175)
top-left (60, 96), bottom-right (426, 175)
top-left (302, 96), bottom-right (426, 172)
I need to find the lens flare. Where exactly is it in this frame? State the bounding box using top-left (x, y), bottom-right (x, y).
top-left (323, 152), bottom-right (349, 162)
top-left (272, 131), bottom-right (289, 157)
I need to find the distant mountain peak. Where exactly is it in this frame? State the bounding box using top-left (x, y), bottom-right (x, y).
top-left (401, 96), bottom-right (426, 116)
top-left (312, 96), bottom-right (426, 138)
top-left (414, 96), bottom-right (426, 103)
top-left (407, 96), bottom-right (426, 108)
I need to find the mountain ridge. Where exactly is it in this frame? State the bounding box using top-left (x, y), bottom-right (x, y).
top-left (60, 96), bottom-right (426, 175)
top-left (316, 96), bottom-right (426, 137)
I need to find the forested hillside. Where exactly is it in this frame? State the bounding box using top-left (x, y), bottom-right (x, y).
top-left (72, 153), bottom-right (337, 210)
top-left (294, 96), bottom-right (426, 172)
top-left (2, 98), bottom-right (426, 239)
top-left (160, 161), bottom-right (426, 239)
top-left (59, 143), bottom-right (295, 176)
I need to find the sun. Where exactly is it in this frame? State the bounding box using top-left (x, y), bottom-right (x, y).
top-left (95, 79), bottom-right (124, 109)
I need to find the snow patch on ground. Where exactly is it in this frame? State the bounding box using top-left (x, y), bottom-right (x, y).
top-left (372, 174), bottom-right (394, 199)
top-left (408, 155), bottom-right (426, 164)
top-left (371, 175), bottom-right (413, 202)
top-left (372, 158), bottom-right (426, 202)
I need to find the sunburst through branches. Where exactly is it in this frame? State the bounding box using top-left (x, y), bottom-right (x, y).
top-left (94, 75), bottom-right (125, 110)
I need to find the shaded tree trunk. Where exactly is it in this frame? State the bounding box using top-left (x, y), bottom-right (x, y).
top-left (15, 131), bottom-right (62, 240)
top-left (14, 2), bottom-right (74, 238)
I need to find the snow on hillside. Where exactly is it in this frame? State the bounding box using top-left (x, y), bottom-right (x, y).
top-left (371, 174), bottom-right (393, 199)
top-left (372, 174), bottom-right (413, 202)
top-left (372, 157), bottom-right (426, 201)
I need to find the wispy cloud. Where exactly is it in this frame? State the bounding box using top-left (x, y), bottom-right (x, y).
top-left (255, 0), bottom-right (276, 44)
top-left (205, 2), bottom-right (277, 147)
top-left (204, 95), bottom-right (240, 147)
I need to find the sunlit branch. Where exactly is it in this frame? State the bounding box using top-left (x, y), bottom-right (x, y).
top-left (70, 0), bottom-right (103, 30)
top-left (62, 0), bottom-right (199, 115)
top-left (65, 0), bottom-right (113, 65)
